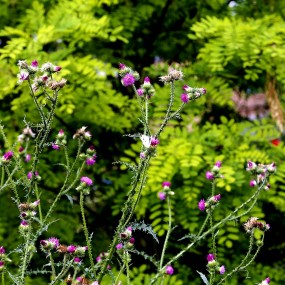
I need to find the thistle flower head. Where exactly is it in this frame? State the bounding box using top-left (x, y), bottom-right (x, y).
top-left (165, 265), bottom-right (174, 275)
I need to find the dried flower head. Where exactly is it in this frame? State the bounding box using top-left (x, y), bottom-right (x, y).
top-left (159, 67), bottom-right (183, 83)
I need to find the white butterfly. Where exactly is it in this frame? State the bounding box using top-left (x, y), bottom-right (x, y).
top-left (140, 135), bottom-right (151, 148)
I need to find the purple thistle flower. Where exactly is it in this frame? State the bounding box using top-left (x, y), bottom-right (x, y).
top-left (215, 161), bottom-right (222, 168)
top-left (48, 237), bottom-right (60, 248)
top-left (246, 160), bottom-right (257, 171)
top-left (129, 237), bottom-right (135, 244)
top-left (0, 246), bottom-right (6, 254)
top-left (119, 63), bottom-right (126, 70)
top-left (162, 181), bottom-right (171, 188)
top-left (165, 265), bottom-right (174, 275)
top-left (116, 243), bottom-right (123, 250)
top-left (18, 71), bottom-right (29, 82)
top-left (0, 261), bottom-right (4, 268)
top-left (52, 143), bottom-right (60, 150)
top-left (249, 180), bottom-right (257, 187)
top-left (265, 277), bottom-right (270, 284)
top-left (80, 176), bottom-right (93, 186)
top-left (20, 220), bottom-right (29, 227)
top-left (206, 171), bottom-right (215, 180)
top-left (73, 257), bottom-right (81, 263)
top-left (198, 199), bottom-right (206, 211)
top-left (140, 152), bottom-right (146, 159)
top-left (137, 88), bottom-right (144, 96)
top-left (86, 156), bottom-right (96, 166)
top-left (122, 73), bottom-right (136, 86)
top-left (31, 60), bottom-right (38, 67)
top-left (207, 253), bottom-right (215, 262)
top-left (180, 93), bottom-right (189, 103)
top-left (25, 154), bottom-right (31, 162)
top-left (158, 192), bottom-right (166, 200)
top-left (144, 77), bottom-right (150, 83)
top-left (3, 151), bottom-right (13, 161)
top-left (219, 265), bottom-right (225, 274)
top-left (213, 194), bottom-right (221, 201)
top-left (150, 137), bottom-right (159, 146)
top-left (54, 66), bottom-right (62, 72)
top-left (96, 255), bottom-right (102, 263)
top-left (67, 245), bottom-right (76, 253)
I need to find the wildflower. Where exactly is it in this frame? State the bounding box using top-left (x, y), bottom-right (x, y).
top-left (27, 171), bottom-right (39, 180)
top-left (206, 171), bottom-right (215, 180)
top-left (181, 93), bottom-right (189, 103)
top-left (162, 181), bottom-right (171, 188)
top-left (52, 143), bottom-right (60, 150)
top-left (74, 257), bottom-right (81, 263)
top-left (86, 155), bottom-right (97, 166)
top-left (207, 253), bottom-right (215, 262)
top-left (80, 176), bottom-right (93, 186)
top-left (259, 277), bottom-right (270, 285)
top-left (121, 73), bottom-right (136, 86)
top-left (129, 237), bottom-right (135, 244)
top-left (120, 227), bottom-right (132, 239)
top-left (219, 265), bottom-right (226, 274)
top-left (140, 152), bottom-right (146, 159)
top-left (209, 194), bottom-right (221, 203)
top-left (74, 246), bottom-right (88, 257)
top-left (150, 137), bottom-right (159, 146)
top-left (267, 162), bottom-right (276, 173)
top-left (249, 180), bottom-right (257, 187)
top-left (243, 217), bottom-right (269, 233)
top-left (119, 63), bottom-right (126, 70)
top-left (40, 237), bottom-right (60, 250)
top-left (137, 88), bottom-right (144, 96)
top-left (159, 67), bottom-right (183, 83)
top-left (246, 160), bottom-right (257, 171)
top-left (198, 199), bottom-right (206, 211)
top-left (19, 146), bottom-right (24, 152)
top-left (54, 65), bottom-right (62, 72)
top-left (91, 282), bottom-right (99, 285)
top-left (25, 154), bottom-right (31, 162)
top-left (19, 220), bottom-right (29, 231)
top-left (0, 261), bottom-right (4, 270)
top-left (116, 243), bottom-right (123, 250)
top-left (158, 192), bottom-right (166, 200)
top-left (264, 183), bottom-right (271, 191)
top-left (2, 151), bottom-right (13, 162)
top-left (17, 71), bottom-right (29, 83)
top-left (73, 126), bottom-right (92, 141)
top-left (165, 265), bottom-right (174, 275)
top-left (0, 246), bottom-right (5, 255)
top-left (67, 245), bottom-right (76, 253)
top-left (18, 60), bottom-right (29, 69)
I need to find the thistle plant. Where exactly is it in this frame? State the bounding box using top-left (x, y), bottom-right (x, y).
top-left (0, 60), bottom-right (274, 285)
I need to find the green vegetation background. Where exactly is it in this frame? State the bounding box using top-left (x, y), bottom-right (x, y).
top-left (0, 0), bottom-right (285, 284)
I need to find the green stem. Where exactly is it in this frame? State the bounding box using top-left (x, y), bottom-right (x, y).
top-left (1, 272), bottom-right (5, 285)
top-left (1, 167), bottom-right (4, 187)
top-left (20, 227), bottom-right (32, 284)
top-left (80, 192), bottom-right (95, 269)
top-left (158, 196), bottom-right (172, 285)
top-left (49, 252), bottom-right (56, 280)
top-left (34, 184), bottom-right (43, 223)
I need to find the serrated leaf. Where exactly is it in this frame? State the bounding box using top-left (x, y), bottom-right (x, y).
top-left (197, 271), bottom-right (210, 285)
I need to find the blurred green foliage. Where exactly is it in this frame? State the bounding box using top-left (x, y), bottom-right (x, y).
top-left (1, 0), bottom-right (285, 284)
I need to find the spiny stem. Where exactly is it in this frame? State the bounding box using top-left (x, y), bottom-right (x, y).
top-left (80, 192), bottom-right (95, 270)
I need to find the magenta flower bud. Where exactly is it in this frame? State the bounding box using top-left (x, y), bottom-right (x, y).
top-left (158, 192), bottom-right (166, 200)
top-left (25, 154), bottom-right (31, 162)
top-left (265, 277), bottom-right (270, 284)
top-left (206, 171), bottom-right (215, 180)
top-left (264, 183), bottom-right (271, 191)
top-left (96, 255), bottom-right (102, 263)
top-left (0, 246), bottom-right (6, 254)
top-left (249, 180), bottom-right (257, 187)
top-left (41, 74), bottom-right (49, 81)
top-left (198, 199), bottom-right (206, 211)
top-left (200, 88), bottom-right (207, 94)
top-left (116, 243), bottom-right (123, 250)
top-left (137, 88), bottom-right (144, 96)
top-left (91, 282), bottom-right (99, 285)
top-left (122, 73), bottom-right (136, 86)
top-left (31, 60), bottom-right (38, 67)
top-left (58, 129), bottom-right (65, 137)
top-left (73, 257), bottom-right (81, 263)
top-left (0, 261), bottom-right (4, 269)
top-left (219, 265), bottom-right (225, 274)
top-left (165, 265), bottom-right (174, 275)
top-left (183, 85), bottom-right (190, 91)
top-left (246, 160), bottom-right (257, 171)
top-left (129, 237), bottom-right (135, 244)
top-left (150, 137), bottom-right (159, 146)
top-left (67, 245), bottom-right (76, 253)
top-left (207, 253), bottom-right (215, 262)
top-left (119, 63), bottom-right (126, 70)
top-left (52, 143), bottom-right (60, 150)
top-left (140, 152), bottom-right (146, 159)
top-left (18, 71), bottom-right (29, 81)
top-left (3, 151), bottom-right (13, 161)
top-left (48, 237), bottom-right (60, 248)
top-left (180, 93), bottom-right (189, 103)
top-left (19, 146), bottom-right (24, 152)
top-left (144, 77), bottom-right (150, 83)
top-left (40, 240), bottom-right (47, 247)
top-left (76, 277), bottom-right (83, 282)
top-left (54, 66), bottom-right (62, 72)
top-left (215, 161), bottom-right (222, 168)
top-left (267, 162), bottom-right (276, 173)
top-left (107, 265), bottom-right (111, 270)
top-left (213, 194), bottom-right (221, 201)
top-left (80, 176), bottom-right (93, 186)
top-left (86, 157), bottom-right (96, 165)
top-left (162, 181), bottom-right (171, 188)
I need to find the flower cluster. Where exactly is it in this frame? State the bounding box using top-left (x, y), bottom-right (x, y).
top-left (246, 161), bottom-right (276, 190)
top-left (116, 226), bottom-right (135, 254)
top-left (0, 150), bottom-right (13, 165)
top-left (206, 253), bottom-right (225, 275)
top-left (243, 217), bottom-right (270, 234)
top-left (158, 181), bottom-right (174, 200)
top-left (73, 126), bottom-right (92, 141)
top-left (180, 84), bottom-right (206, 103)
top-left (198, 194), bottom-right (221, 212)
top-left (52, 129), bottom-right (67, 150)
top-left (205, 161), bottom-right (223, 181)
top-left (118, 63), bottom-right (140, 87)
top-left (17, 60), bottom-right (66, 92)
top-left (73, 276), bottom-right (99, 285)
top-left (159, 67), bottom-right (183, 83)
top-left (80, 145), bottom-right (97, 166)
top-left (18, 200), bottom-right (40, 220)
top-left (137, 77), bottom-right (155, 99)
